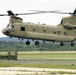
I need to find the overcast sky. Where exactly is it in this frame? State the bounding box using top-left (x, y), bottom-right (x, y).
top-left (0, 0), bottom-right (76, 37)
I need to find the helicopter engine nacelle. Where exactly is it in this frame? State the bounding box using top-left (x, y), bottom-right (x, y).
top-left (63, 23), bottom-right (76, 29)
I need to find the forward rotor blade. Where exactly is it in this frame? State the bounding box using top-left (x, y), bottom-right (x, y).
top-left (0, 11), bottom-right (44, 16)
top-left (0, 9), bottom-right (75, 16)
top-left (0, 12), bottom-right (46, 16)
top-left (29, 10), bottom-right (61, 12)
top-left (0, 14), bottom-right (8, 16)
top-left (13, 9), bottom-right (76, 15)
top-left (29, 10), bottom-right (72, 15)
top-left (15, 12), bottom-right (47, 15)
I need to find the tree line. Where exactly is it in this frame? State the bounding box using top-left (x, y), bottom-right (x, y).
top-left (0, 41), bottom-right (76, 52)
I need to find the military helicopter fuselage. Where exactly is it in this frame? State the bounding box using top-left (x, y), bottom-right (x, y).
top-left (2, 15), bottom-right (76, 46)
top-left (2, 10), bottom-right (76, 46)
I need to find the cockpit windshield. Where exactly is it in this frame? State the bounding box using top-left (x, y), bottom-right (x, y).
top-left (60, 19), bottom-right (63, 24)
top-left (7, 23), bottom-right (14, 29)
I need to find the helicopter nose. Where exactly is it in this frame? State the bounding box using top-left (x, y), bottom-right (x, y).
top-left (2, 28), bottom-right (9, 35)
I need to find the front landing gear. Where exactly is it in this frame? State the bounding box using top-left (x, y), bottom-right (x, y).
top-left (26, 40), bottom-right (30, 45)
top-left (35, 41), bottom-right (39, 45)
top-left (60, 42), bottom-right (64, 46)
top-left (71, 42), bottom-right (74, 47)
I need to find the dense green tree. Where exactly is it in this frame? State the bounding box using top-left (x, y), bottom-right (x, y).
top-left (0, 41), bottom-right (76, 52)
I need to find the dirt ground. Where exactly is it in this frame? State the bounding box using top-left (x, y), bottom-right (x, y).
top-left (0, 67), bottom-right (76, 75)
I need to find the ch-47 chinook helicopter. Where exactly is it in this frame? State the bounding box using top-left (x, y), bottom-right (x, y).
top-left (1, 9), bottom-right (76, 46)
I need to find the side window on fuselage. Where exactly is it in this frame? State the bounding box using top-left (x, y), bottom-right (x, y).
top-left (21, 27), bottom-right (25, 31)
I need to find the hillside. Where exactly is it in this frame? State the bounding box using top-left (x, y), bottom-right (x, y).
top-left (0, 37), bottom-right (22, 42)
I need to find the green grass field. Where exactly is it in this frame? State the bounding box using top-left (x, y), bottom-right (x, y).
top-left (0, 62), bottom-right (76, 69)
top-left (18, 51), bottom-right (76, 59)
top-left (0, 51), bottom-right (76, 69)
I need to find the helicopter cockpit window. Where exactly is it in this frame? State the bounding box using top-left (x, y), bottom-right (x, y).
top-left (21, 27), bottom-right (25, 31)
top-left (11, 25), bottom-right (14, 28)
top-left (7, 23), bottom-right (14, 29)
top-left (60, 19), bottom-right (63, 24)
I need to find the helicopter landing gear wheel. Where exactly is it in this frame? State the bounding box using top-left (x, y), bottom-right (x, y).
top-left (35, 41), bottom-right (39, 45)
top-left (71, 42), bottom-right (74, 47)
top-left (60, 42), bottom-right (64, 46)
top-left (26, 40), bottom-right (30, 45)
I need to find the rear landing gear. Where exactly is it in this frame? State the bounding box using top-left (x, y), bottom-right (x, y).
top-left (60, 42), bottom-right (74, 46)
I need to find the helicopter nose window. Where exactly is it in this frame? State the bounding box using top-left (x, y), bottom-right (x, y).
top-left (8, 25), bottom-right (12, 29)
top-left (61, 19), bottom-right (63, 24)
top-left (7, 23), bottom-right (14, 29)
top-left (11, 25), bottom-right (14, 28)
